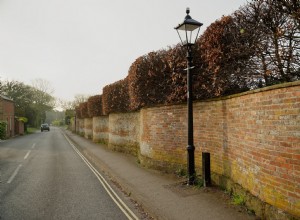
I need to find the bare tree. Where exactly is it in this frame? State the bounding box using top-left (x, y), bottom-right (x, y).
top-left (235, 0), bottom-right (300, 85)
top-left (274, 0), bottom-right (300, 28)
top-left (31, 78), bottom-right (54, 94)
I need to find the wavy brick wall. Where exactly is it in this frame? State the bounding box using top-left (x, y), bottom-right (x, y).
top-left (76, 118), bottom-right (84, 136)
top-left (140, 81), bottom-right (300, 217)
top-left (84, 118), bottom-right (93, 139)
top-left (140, 105), bottom-right (187, 171)
top-left (92, 116), bottom-right (109, 144)
top-left (74, 81), bottom-right (299, 217)
top-left (108, 112), bottom-right (140, 156)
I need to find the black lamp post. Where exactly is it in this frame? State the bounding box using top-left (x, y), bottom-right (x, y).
top-left (175, 8), bottom-right (203, 185)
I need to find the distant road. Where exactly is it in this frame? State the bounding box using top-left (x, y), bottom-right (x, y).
top-left (0, 127), bottom-right (136, 220)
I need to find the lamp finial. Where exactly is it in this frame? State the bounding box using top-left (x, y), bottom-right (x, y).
top-left (186, 7), bottom-right (190, 15)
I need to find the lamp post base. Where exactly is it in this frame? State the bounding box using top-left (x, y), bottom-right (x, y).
top-left (187, 144), bottom-right (195, 185)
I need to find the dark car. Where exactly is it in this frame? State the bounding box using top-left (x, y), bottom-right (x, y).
top-left (41, 123), bottom-right (50, 132)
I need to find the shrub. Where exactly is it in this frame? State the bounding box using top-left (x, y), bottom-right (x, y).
top-left (102, 78), bottom-right (130, 114)
top-left (165, 45), bottom-right (191, 103)
top-left (196, 15), bottom-right (253, 97)
top-left (87, 95), bottom-right (103, 117)
top-left (128, 50), bottom-right (173, 110)
top-left (75, 106), bottom-right (82, 119)
top-left (0, 121), bottom-right (7, 139)
top-left (79, 102), bottom-right (89, 118)
top-left (76, 2), bottom-right (299, 115)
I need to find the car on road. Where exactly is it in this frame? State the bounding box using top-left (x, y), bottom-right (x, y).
top-left (41, 123), bottom-right (50, 132)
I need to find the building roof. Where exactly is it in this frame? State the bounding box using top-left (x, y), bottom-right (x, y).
top-left (0, 94), bottom-right (14, 102)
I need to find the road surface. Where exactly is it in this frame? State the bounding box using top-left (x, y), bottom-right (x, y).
top-left (0, 127), bottom-right (138, 220)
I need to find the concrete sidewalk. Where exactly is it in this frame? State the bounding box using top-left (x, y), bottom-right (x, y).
top-left (63, 129), bottom-right (257, 220)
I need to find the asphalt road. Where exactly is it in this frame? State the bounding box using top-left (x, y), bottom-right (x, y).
top-left (0, 127), bottom-right (136, 220)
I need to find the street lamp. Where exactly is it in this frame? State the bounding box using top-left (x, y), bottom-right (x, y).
top-left (175, 7), bottom-right (203, 185)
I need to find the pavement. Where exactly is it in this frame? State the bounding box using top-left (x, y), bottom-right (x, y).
top-left (63, 129), bottom-right (257, 220)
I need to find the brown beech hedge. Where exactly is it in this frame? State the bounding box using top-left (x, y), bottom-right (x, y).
top-left (102, 78), bottom-right (129, 115)
top-left (87, 95), bottom-right (103, 117)
top-left (79, 102), bottom-right (89, 118)
top-left (76, 0), bottom-right (299, 115)
top-left (75, 106), bottom-right (82, 119)
top-left (128, 50), bottom-right (173, 111)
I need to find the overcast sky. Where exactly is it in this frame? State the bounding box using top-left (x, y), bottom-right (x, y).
top-left (0, 0), bottom-right (247, 103)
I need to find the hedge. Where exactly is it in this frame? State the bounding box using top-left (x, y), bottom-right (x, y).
top-left (77, 3), bottom-right (298, 115)
top-left (79, 102), bottom-right (89, 118)
top-left (87, 95), bottom-right (103, 117)
top-left (0, 121), bottom-right (7, 139)
top-left (128, 50), bottom-right (173, 111)
top-left (102, 78), bottom-right (130, 115)
top-left (75, 106), bottom-right (81, 119)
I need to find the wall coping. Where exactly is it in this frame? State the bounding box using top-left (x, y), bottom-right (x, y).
top-left (140, 81), bottom-right (300, 110)
top-left (77, 81), bottom-right (300, 114)
top-left (204, 80), bottom-right (300, 102)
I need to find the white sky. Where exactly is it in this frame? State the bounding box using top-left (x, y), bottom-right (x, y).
top-left (0, 0), bottom-right (247, 102)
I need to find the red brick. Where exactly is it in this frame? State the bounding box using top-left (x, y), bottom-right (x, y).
top-left (78, 81), bottom-right (300, 216)
top-left (0, 96), bottom-right (15, 138)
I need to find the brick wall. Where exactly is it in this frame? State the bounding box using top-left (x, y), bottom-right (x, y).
top-left (108, 112), bottom-right (140, 156)
top-left (140, 81), bottom-right (300, 217)
top-left (0, 97), bottom-right (15, 138)
top-left (222, 83), bottom-right (299, 217)
top-left (84, 118), bottom-right (93, 139)
top-left (92, 116), bottom-right (109, 144)
top-left (77, 118), bottom-right (84, 136)
top-left (140, 105), bottom-right (187, 171)
top-left (76, 81), bottom-right (299, 217)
